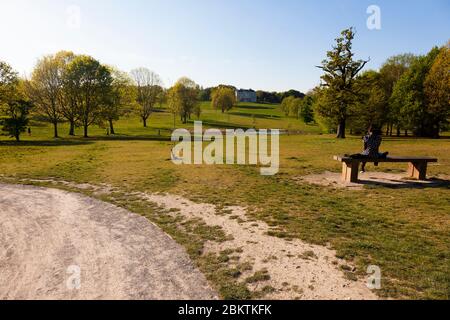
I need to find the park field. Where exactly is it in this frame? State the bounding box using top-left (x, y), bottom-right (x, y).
top-left (1, 102), bottom-right (449, 299)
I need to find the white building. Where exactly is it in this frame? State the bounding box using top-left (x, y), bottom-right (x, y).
top-left (236, 89), bottom-right (257, 103)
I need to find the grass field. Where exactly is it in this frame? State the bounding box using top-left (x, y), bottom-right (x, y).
top-left (1, 102), bottom-right (449, 299)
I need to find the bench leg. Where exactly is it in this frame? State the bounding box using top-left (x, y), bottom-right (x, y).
top-left (408, 162), bottom-right (427, 180)
top-left (342, 161), bottom-right (359, 183)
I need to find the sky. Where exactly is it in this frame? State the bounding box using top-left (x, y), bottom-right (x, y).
top-left (0, 0), bottom-right (449, 92)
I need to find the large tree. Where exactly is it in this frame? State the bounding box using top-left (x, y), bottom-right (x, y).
top-left (64, 55), bottom-right (112, 138)
top-left (1, 98), bottom-right (32, 142)
top-left (0, 61), bottom-right (18, 103)
top-left (26, 52), bottom-right (73, 138)
top-left (0, 62), bottom-right (31, 142)
top-left (167, 77), bottom-right (200, 124)
top-left (424, 45), bottom-right (450, 137)
top-left (281, 96), bottom-right (303, 118)
top-left (379, 53), bottom-right (417, 136)
top-left (299, 95), bottom-right (315, 124)
top-left (52, 51), bottom-right (79, 136)
top-left (130, 68), bottom-right (162, 127)
top-left (350, 70), bottom-right (388, 134)
top-left (103, 67), bottom-right (135, 134)
top-left (317, 28), bottom-right (369, 138)
top-left (211, 86), bottom-right (236, 113)
top-left (390, 47), bottom-right (441, 137)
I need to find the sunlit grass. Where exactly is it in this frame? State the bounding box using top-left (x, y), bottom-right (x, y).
top-left (1, 102), bottom-right (449, 299)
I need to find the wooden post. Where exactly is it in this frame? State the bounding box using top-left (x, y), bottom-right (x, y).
top-left (408, 161), bottom-right (427, 180)
top-left (342, 161), bottom-right (359, 183)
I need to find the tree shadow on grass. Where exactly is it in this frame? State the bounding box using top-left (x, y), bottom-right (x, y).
top-left (88, 134), bottom-right (172, 142)
top-left (192, 120), bottom-right (253, 130)
top-left (228, 112), bottom-right (281, 120)
top-left (0, 140), bottom-right (94, 147)
top-left (0, 134), bottom-right (172, 147)
top-left (237, 104), bottom-right (276, 110)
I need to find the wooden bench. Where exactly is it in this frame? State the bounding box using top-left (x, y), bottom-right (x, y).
top-left (334, 155), bottom-right (438, 183)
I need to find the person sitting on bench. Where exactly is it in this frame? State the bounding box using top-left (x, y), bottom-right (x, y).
top-left (348, 126), bottom-right (389, 173)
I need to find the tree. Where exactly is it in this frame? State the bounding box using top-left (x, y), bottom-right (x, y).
top-left (26, 52), bottom-right (72, 138)
top-left (157, 88), bottom-right (167, 109)
top-left (390, 47), bottom-right (441, 137)
top-left (50, 51), bottom-right (79, 136)
top-left (211, 86), bottom-right (236, 113)
top-left (198, 87), bottom-right (213, 101)
top-left (256, 91), bottom-right (280, 104)
top-left (281, 96), bottom-right (294, 116)
top-left (424, 45), bottom-right (450, 137)
top-left (317, 28), bottom-right (369, 138)
top-left (0, 62), bottom-right (31, 142)
top-left (350, 70), bottom-right (388, 134)
top-left (166, 86), bottom-right (181, 128)
top-left (379, 53), bottom-right (417, 135)
top-left (167, 77), bottom-right (200, 124)
top-left (102, 67), bottom-right (135, 134)
top-left (1, 98), bottom-right (32, 142)
top-left (300, 95), bottom-right (315, 124)
top-left (130, 68), bottom-right (162, 127)
top-left (64, 55), bottom-right (112, 138)
top-left (0, 61), bottom-right (18, 104)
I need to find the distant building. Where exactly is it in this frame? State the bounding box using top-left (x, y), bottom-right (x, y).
top-left (236, 89), bottom-right (257, 103)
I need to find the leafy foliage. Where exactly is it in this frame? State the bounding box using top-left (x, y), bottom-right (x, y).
top-left (64, 55), bottom-right (113, 137)
top-left (316, 28), bottom-right (369, 138)
top-left (167, 77), bottom-right (200, 124)
top-left (211, 86), bottom-right (236, 113)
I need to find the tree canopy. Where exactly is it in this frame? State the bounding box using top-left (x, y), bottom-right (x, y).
top-left (316, 28), bottom-right (369, 138)
top-left (211, 86), bottom-right (236, 113)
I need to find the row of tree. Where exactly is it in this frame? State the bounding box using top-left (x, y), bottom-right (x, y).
top-left (312, 28), bottom-right (449, 138)
top-left (280, 96), bottom-right (314, 124)
top-left (0, 51), bottom-right (211, 140)
top-left (2, 50), bottom-right (287, 141)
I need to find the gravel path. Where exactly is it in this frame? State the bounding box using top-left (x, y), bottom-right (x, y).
top-left (0, 184), bottom-right (217, 300)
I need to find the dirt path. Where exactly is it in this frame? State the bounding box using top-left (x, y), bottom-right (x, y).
top-left (0, 184), bottom-right (217, 300)
top-left (141, 194), bottom-right (378, 300)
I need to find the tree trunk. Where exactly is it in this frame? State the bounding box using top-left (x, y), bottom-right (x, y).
top-left (69, 121), bottom-right (75, 136)
top-left (53, 121), bottom-right (59, 138)
top-left (143, 117), bottom-right (147, 128)
top-left (336, 119), bottom-right (346, 139)
top-left (435, 124), bottom-right (440, 139)
top-left (396, 126), bottom-right (401, 137)
top-left (15, 132), bottom-right (20, 142)
top-left (84, 125), bottom-right (88, 138)
top-left (109, 119), bottom-right (115, 135)
top-left (405, 130), bottom-right (408, 137)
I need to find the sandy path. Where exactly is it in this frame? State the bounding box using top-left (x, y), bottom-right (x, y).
top-left (141, 194), bottom-right (378, 300)
top-left (0, 184), bottom-right (217, 300)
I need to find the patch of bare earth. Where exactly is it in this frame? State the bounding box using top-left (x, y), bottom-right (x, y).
top-left (0, 184), bottom-right (217, 300)
top-left (140, 194), bottom-right (377, 300)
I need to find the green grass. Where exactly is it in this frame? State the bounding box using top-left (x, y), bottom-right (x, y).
top-left (1, 101), bottom-right (449, 299)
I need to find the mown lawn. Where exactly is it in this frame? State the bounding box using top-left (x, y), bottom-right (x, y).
top-left (1, 102), bottom-right (449, 299)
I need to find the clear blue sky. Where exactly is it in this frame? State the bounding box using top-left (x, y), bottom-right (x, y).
top-left (0, 0), bottom-right (448, 92)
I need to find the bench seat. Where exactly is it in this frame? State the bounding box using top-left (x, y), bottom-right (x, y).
top-left (333, 155), bottom-right (438, 183)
